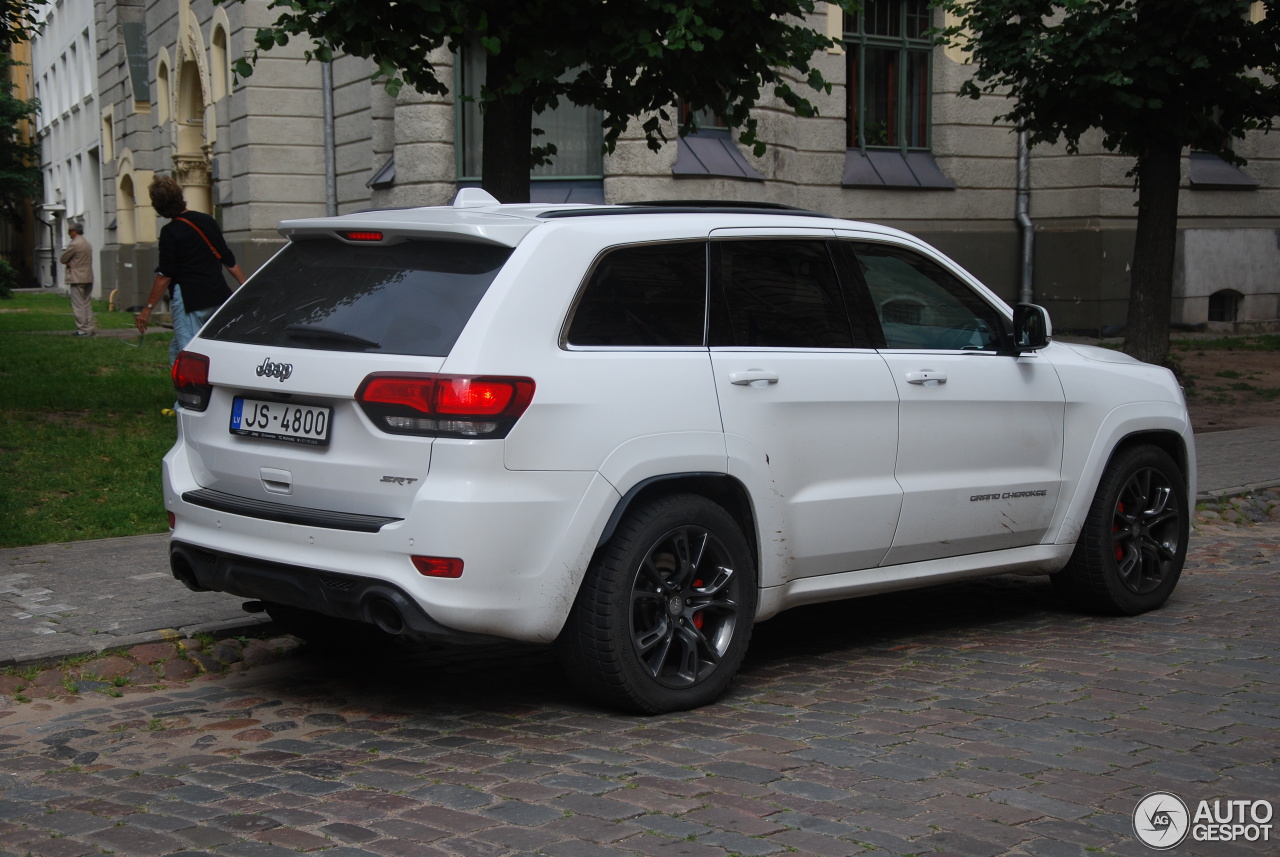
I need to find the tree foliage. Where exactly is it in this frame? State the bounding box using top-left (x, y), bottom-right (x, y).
top-left (220, 0), bottom-right (853, 202)
top-left (0, 0), bottom-right (42, 232)
top-left (940, 0), bottom-right (1280, 364)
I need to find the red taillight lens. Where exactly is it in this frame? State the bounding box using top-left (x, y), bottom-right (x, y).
top-left (411, 556), bottom-right (464, 578)
top-left (343, 231), bottom-right (384, 242)
top-left (435, 377), bottom-right (533, 415)
top-left (358, 375), bottom-right (435, 413)
top-left (172, 351), bottom-right (212, 411)
top-left (355, 373), bottom-right (534, 438)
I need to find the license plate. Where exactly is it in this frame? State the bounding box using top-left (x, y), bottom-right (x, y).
top-left (230, 397), bottom-right (331, 446)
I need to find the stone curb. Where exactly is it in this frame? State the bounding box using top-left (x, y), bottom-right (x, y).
top-left (0, 614), bottom-right (274, 671)
top-left (1196, 478), bottom-right (1280, 501)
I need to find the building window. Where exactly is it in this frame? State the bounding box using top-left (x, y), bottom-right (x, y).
top-left (845, 0), bottom-right (932, 152)
top-left (156, 58), bottom-right (170, 124)
top-left (210, 24), bottom-right (229, 101)
top-left (101, 111), bottom-right (114, 162)
top-left (679, 102), bottom-right (730, 134)
top-left (1208, 289), bottom-right (1242, 323)
top-left (117, 174), bottom-right (136, 245)
top-left (457, 44), bottom-right (603, 184)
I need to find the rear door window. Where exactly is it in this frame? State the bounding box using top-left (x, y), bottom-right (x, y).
top-left (202, 238), bottom-right (512, 357)
top-left (564, 242), bottom-right (707, 347)
top-left (709, 240), bottom-right (855, 348)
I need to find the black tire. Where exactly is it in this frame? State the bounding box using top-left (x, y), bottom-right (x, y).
top-left (1052, 444), bottom-right (1188, 615)
top-left (558, 494), bottom-right (757, 714)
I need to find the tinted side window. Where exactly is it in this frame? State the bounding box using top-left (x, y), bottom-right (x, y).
top-left (710, 240), bottom-right (854, 348)
top-left (203, 238), bottom-right (511, 357)
top-left (565, 242), bottom-right (707, 346)
top-left (851, 242), bottom-right (1006, 351)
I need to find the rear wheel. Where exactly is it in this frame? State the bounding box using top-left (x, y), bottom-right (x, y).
top-left (559, 494), bottom-right (757, 714)
top-left (1052, 444), bottom-right (1188, 615)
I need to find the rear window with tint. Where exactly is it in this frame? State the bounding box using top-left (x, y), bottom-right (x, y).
top-left (202, 238), bottom-right (512, 356)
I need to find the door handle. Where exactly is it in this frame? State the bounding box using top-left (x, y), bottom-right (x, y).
top-left (729, 370), bottom-right (779, 387)
top-left (905, 371), bottom-right (947, 386)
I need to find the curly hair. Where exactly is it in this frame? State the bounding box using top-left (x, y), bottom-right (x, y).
top-left (148, 176), bottom-right (187, 219)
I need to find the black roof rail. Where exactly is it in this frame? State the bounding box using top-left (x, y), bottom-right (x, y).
top-left (539, 201), bottom-right (833, 220)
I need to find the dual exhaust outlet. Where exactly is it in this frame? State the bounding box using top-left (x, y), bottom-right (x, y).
top-left (239, 595), bottom-right (409, 636)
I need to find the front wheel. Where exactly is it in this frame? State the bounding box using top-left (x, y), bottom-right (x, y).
top-left (559, 494), bottom-right (757, 714)
top-left (1052, 444), bottom-right (1188, 615)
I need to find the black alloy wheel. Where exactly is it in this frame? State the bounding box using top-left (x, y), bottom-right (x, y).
top-left (559, 493), bottom-right (757, 714)
top-left (1109, 463), bottom-right (1183, 596)
top-left (1053, 444), bottom-right (1188, 615)
top-left (628, 523), bottom-right (743, 689)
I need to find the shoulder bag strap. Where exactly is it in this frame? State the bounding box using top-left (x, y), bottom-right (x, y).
top-left (173, 216), bottom-right (223, 261)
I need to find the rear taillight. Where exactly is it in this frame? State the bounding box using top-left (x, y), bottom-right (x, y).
top-left (172, 351), bottom-right (212, 411)
top-left (355, 373), bottom-right (534, 438)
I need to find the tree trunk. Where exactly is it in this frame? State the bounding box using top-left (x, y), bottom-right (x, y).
top-left (1123, 138), bottom-right (1183, 367)
top-left (481, 48), bottom-right (534, 204)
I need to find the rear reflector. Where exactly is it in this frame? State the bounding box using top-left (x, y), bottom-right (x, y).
top-left (356, 373), bottom-right (534, 438)
top-left (411, 556), bottom-right (464, 578)
top-left (172, 351), bottom-right (212, 411)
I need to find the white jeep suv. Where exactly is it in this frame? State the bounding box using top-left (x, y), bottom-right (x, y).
top-left (164, 191), bottom-right (1195, 714)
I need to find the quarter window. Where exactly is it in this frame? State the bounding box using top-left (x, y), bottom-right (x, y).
top-left (566, 243), bottom-right (707, 347)
top-left (850, 242), bottom-right (1005, 351)
top-left (846, 0), bottom-right (932, 151)
top-left (710, 241), bottom-right (854, 349)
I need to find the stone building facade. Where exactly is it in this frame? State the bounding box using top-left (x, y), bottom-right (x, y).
top-left (29, 0), bottom-right (104, 292)
top-left (96, 0), bottom-right (1279, 333)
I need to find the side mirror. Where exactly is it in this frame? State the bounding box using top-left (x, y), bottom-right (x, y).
top-left (1012, 303), bottom-right (1052, 354)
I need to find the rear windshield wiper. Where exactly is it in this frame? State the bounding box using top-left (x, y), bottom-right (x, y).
top-left (284, 324), bottom-right (381, 350)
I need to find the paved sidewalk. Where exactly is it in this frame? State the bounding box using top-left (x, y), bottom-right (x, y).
top-left (3, 426), bottom-right (1278, 668)
top-left (0, 536), bottom-right (269, 667)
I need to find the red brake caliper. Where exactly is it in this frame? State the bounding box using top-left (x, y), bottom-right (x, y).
top-left (692, 580), bottom-right (704, 629)
top-left (1114, 501), bottom-right (1125, 561)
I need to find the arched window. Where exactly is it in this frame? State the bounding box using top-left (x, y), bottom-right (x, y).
top-left (101, 111), bottom-right (114, 162)
top-left (210, 25), bottom-right (229, 101)
top-left (117, 174), bottom-right (136, 245)
top-left (156, 58), bottom-right (170, 123)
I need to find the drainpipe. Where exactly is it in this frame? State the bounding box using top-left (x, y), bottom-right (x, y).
top-left (1016, 128), bottom-right (1034, 305)
top-left (322, 58), bottom-right (337, 217)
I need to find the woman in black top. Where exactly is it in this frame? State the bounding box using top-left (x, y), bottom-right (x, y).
top-left (135, 176), bottom-right (247, 363)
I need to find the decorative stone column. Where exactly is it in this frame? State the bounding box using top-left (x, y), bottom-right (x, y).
top-left (173, 146), bottom-right (214, 214)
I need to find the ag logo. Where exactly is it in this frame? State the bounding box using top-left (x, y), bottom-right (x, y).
top-left (1134, 791), bottom-right (1190, 849)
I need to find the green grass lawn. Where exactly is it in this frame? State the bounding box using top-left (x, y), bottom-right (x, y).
top-left (0, 291), bottom-right (139, 332)
top-left (1, 294), bottom-right (175, 547)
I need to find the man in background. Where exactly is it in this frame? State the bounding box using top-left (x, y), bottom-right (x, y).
top-left (60, 221), bottom-right (95, 337)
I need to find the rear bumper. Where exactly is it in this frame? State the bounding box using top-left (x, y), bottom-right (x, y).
top-left (163, 438), bottom-right (620, 643)
top-left (169, 540), bottom-right (486, 642)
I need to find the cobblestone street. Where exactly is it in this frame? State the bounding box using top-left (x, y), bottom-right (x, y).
top-left (1, 520), bottom-right (1277, 857)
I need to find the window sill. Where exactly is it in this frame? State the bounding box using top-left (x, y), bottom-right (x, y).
top-left (1188, 152), bottom-right (1258, 190)
top-left (672, 130), bottom-right (764, 182)
top-left (366, 157), bottom-right (395, 190)
top-left (843, 149), bottom-right (955, 190)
